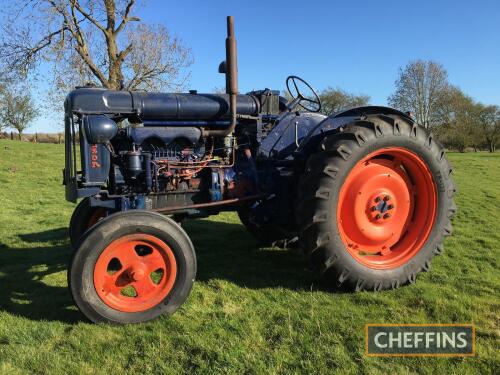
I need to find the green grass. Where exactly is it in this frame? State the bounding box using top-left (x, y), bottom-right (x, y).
top-left (0, 139), bottom-right (498, 374)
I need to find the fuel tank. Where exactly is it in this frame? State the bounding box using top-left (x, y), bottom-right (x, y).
top-left (65, 87), bottom-right (260, 120)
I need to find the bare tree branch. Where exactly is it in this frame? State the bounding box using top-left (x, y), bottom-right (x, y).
top-left (0, 0), bottom-right (193, 104)
top-left (115, 0), bottom-right (139, 35)
top-left (117, 43), bottom-right (133, 61)
top-left (71, 0), bottom-right (107, 34)
top-left (65, 1), bottom-right (109, 86)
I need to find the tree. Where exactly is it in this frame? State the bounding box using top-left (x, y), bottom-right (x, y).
top-left (319, 87), bottom-right (370, 116)
top-left (388, 60), bottom-right (450, 129)
top-left (476, 104), bottom-right (500, 152)
top-left (0, 90), bottom-right (38, 140)
top-left (0, 81), bottom-right (6, 133)
top-left (0, 0), bottom-right (193, 96)
top-left (432, 87), bottom-right (478, 152)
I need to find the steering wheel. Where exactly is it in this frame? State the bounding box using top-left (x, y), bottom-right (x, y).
top-left (286, 75), bottom-right (322, 113)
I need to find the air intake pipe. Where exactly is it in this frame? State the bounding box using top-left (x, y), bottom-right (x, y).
top-left (204, 16), bottom-right (238, 137)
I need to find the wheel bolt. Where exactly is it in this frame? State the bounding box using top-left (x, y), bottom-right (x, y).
top-left (375, 214), bottom-right (381, 220)
top-left (383, 213), bottom-right (391, 219)
top-left (375, 197), bottom-right (381, 202)
top-left (384, 195), bottom-right (391, 201)
top-left (371, 206), bottom-right (377, 211)
top-left (387, 204), bottom-right (394, 210)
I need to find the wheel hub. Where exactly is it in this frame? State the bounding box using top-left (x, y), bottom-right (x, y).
top-left (129, 263), bottom-right (147, 282)
top-left (368, 193), bottom-right (395, 220)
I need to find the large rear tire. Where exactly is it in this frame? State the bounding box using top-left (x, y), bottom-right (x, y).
top-left (296, 115), bottom-right (456, 291)
top-left (69, 211), bottom-right (196, 324)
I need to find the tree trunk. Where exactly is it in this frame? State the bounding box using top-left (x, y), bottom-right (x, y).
top-left (18, 132), bottom-right (22, 141)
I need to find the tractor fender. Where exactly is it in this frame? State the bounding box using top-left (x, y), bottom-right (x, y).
top-left (259, 112), bottom-right (327, 159)
top-left (296, 106), bottom-right (414, 156)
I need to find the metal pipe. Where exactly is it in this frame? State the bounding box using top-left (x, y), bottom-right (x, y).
top-left (153, 193), bottom-right (264, 214)
top-left (142, 120), bottom-right (231, 127)
top-left (204, 16), bottom-right (238, 137)
top-left (143, 153), bottom-right (152, 192)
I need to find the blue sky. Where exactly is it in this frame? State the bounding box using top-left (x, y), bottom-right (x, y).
top-left (29, 0), bottom-right (500, 132)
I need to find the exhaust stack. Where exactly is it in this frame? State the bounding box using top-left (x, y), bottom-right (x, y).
top-left (206, 16), bottom-right (238, 137)
top-left (225, 15), bottom-right (238, 128)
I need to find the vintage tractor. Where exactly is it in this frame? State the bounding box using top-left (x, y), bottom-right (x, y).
top-left (64, 17), bottom-right (455, 324)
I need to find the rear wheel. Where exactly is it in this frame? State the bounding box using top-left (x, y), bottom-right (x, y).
top-left (69, 197), bottom-right (108, 248)
top-left (69, 211), bottom-right (196, 324)
top-left (296, 115), bottom-right (456, 291)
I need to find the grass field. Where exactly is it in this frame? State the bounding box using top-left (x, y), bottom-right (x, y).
top-left (0, 139), bottom-right (498, 374)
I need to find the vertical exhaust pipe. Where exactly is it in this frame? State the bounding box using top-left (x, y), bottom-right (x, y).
top-left (226, 15), bottom-right (238, 132)
top-left (205, 16), bottom-right (238, 137)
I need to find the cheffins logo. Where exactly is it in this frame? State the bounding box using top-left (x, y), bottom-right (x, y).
top-left (365, 324), bottom-right (475, 356)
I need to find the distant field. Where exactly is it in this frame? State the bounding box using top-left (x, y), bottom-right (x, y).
top-left (0, 139), bottom-right (498, 374)
top-left (0, 133), bottom-right (63, 143)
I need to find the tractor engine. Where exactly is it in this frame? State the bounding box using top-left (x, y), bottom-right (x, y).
top-left (63, 88), bottom-right (280, 214)
top-left (63, 15), bottom-right (322, 227)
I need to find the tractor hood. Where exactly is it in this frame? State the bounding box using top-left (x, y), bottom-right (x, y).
top-left (65, 87), bottom-right (260, 121)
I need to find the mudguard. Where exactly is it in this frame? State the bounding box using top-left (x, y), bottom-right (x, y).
top-left (297, 106), bottom-right (413, 156)
top-left (259, 106), bottom-right (412, 160)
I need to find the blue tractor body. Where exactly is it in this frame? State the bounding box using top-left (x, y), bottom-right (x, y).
top-left (64, 85), bottom-right (409, 233)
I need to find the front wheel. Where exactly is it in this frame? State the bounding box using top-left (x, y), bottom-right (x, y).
top-left (69, 211), bottom-right (196, 324)
top-left (296, 115), bottom-right (456, 291)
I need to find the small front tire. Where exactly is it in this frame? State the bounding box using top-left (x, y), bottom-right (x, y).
top-left (69, 210), bottom-right (196, 324)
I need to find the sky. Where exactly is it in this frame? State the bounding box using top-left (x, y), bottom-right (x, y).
top-left (26, 0), bottom-right (500, 132)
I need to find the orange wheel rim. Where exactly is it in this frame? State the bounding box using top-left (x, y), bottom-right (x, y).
top-left (337, 147), bottom-right (437, 269)
top-left (93, 234), bottom-right (177, 312)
